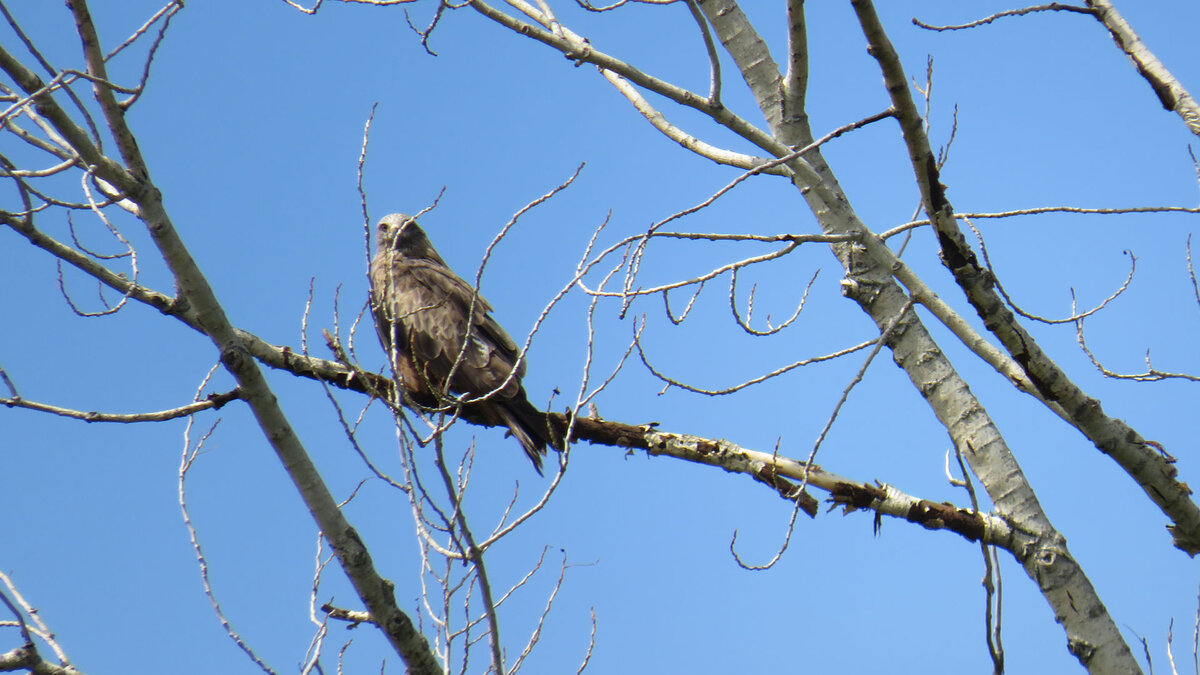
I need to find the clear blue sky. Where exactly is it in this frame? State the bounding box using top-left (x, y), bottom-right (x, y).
top-left (2, 1), bottom-right (1198, 673)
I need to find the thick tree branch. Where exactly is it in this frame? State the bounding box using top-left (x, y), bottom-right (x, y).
top-left (0, 644), bottom-right (81, 675)
top-left (66, 0), bottom-right (147, 176)
top-left (695, 0), bottom-right (784, 133)
top-left (781, 0), bottom-right (809, 141)
top-left (1085, 0), bottom-right (1200, 137)
top-left (853, 0), bottom-right (1200, 559)
top-left (5, 318), bottom-right (1006, 549)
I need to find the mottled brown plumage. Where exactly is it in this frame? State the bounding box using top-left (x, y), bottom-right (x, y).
top-left (369, 213), bottom-right (558, 472)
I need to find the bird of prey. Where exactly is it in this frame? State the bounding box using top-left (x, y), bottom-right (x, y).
top-left (369, 213), bottom-right (559, 473)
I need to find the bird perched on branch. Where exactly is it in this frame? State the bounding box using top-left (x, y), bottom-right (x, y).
top-left (369, 212), bottom-right (560, 473)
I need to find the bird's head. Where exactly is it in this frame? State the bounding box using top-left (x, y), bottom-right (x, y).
top-left (376, 213), bottom-right (441, 262)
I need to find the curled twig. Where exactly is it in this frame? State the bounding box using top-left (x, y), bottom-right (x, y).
top-left (965, 217), bottom-right (1136, 324)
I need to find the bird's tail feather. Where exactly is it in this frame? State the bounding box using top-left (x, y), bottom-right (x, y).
top-left (497, 398), bottom-right (563, 475)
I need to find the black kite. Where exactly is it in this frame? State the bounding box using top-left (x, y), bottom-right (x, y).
top-left (369, 213), bottom-right (559, 472)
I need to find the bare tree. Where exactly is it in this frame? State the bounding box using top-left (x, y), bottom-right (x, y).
top-left (2, 1), bottom-right (1198, 674)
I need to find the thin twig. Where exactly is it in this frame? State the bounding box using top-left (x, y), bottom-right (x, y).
top-left (2, 388), bottom-right (240, 422)
top-left (178, 366), bottom-right (277, 674)
top-left (912, 3), bottom-right (1094, 32)
top-left (637, 331), bottom-right (876, 396)
top-left (1074, 300), bottom-right (1200, 382)
top-left (881, 204), bottom-right (1200, 240)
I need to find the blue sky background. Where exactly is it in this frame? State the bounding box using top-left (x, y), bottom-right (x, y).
top-left (2, 1), bottom-right (1199, 673)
